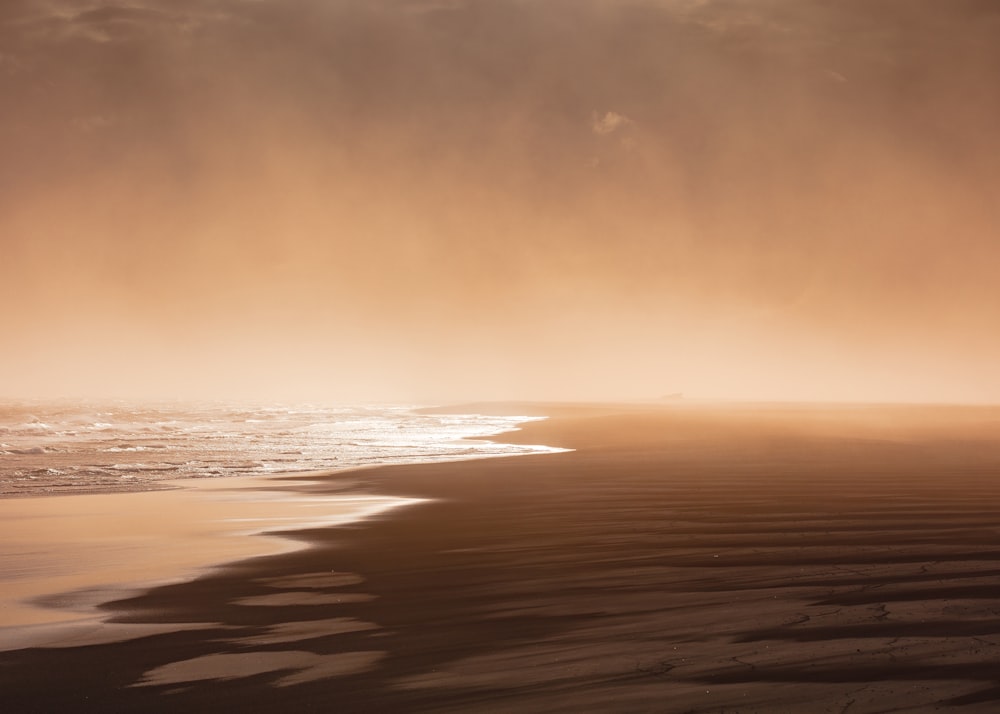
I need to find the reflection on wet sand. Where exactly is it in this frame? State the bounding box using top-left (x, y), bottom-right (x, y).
top-left (0, 472), bottom-right (421, 644)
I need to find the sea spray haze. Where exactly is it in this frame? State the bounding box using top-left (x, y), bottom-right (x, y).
top-left (0, 402), bottom-right (561, 496)
top-left (2, 1), bottom-right (1000, 403)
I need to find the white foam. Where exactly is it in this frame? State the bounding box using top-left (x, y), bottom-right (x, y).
top-left (0, 402), bottom-right (564, 496)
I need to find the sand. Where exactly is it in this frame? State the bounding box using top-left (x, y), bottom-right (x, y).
top-left (4, 402), bottom-right (1000, 712)
top-left (0, 472), bottom-right (421, 642)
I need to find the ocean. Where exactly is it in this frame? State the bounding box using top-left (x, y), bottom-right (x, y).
top-left (0, 401), bottom-right (560, 497)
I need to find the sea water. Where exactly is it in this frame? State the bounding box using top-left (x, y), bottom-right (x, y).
top-left (0, 401), bottom-right (559, 497)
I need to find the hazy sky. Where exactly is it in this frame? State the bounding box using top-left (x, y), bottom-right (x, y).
top-left (3, 0), bottom-right (1000, 403)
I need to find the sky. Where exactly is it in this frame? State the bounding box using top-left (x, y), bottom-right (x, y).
top-left (2, 0), bottom-right (1000, 404)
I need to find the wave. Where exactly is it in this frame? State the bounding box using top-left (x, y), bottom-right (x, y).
top-left (0, 402), bottom-right (565, 496)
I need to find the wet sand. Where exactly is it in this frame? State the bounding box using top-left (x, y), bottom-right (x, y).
top-left (0, 472), bottom-right (421, 644)
top-left (5, 402), bottom-right (1000, 712)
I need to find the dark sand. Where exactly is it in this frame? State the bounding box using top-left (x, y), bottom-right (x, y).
top-left (5, 402), bottom-right (1000, 712)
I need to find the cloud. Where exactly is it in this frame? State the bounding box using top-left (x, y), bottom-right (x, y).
top-left (591, 111), bottom-right (633, 136)
top-left (71, 114), bottom-right (115, 132)
top-left (400, 0), bottom-right (468, 14)
top-left (4, 1), bottom-right (234, 46)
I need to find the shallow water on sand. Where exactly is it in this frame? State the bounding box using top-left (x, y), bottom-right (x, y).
top-left (0, 472), bottom-right (424, 637)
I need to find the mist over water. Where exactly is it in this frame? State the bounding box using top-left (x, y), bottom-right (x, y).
top-left (3, 1), bottom-right (1000, 403)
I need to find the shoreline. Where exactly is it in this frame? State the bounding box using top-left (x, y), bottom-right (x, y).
top-left (0, 408), bottom-right (561, 642)
top-left (6, 401), bottom-right (1000, 711)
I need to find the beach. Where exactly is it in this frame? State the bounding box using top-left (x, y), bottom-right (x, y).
top-left (5, 402), bottom-right (1000, 712)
